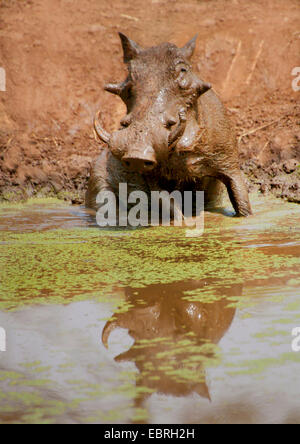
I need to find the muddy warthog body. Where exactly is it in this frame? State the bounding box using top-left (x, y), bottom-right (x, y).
top-left (86, 33), bottom-right (252, 218)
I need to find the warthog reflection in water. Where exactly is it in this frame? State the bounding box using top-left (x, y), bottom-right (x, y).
top-left (102, 280), bottom-right (241, 408)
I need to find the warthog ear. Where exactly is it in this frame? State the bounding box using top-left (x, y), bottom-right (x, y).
top-left (119, 32), bottom-right (142, 63)
top-left (104, 82), bottom-right (124, 95)
top-left (181, 35), bottom-right (197, 60)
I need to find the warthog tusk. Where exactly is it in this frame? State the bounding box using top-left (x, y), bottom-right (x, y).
top-left (94, 110), bottom-right (111, 144)
top-left (102, 320), bottom-right (118, 348)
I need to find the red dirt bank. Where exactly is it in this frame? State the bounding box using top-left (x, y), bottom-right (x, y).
top-left (0, 0), bottom-right (299, 203)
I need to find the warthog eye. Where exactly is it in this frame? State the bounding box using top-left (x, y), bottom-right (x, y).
top-left (165, 122), bottom-right (175, 130)
top-left (164, 117), bottom-right (177, 130)
top-left (175, 62), bottom-right (190, 74)
top-left (120, 115), bottom-right (131, 128)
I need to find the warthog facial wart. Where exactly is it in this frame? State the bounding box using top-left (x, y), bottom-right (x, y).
top-left (0, 67), bottom-right (6, 92)
top-left (0, 327), bottom-right (6, 352)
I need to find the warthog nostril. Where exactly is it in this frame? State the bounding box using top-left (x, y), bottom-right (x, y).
top-left (122, 157), bottom-right (156, 172)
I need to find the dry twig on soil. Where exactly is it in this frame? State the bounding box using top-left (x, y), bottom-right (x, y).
top-left (238, 117), bottom-right (284, 143)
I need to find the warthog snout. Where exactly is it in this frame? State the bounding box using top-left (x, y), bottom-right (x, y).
top-left (121, 146), bottom-right (157, 173)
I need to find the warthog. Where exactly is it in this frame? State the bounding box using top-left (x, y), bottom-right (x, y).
top-left (86, 33), bottom-right (252, 218)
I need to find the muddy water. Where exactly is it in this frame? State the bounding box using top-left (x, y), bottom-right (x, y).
top-left (0, 195), bottom-right (299, 424)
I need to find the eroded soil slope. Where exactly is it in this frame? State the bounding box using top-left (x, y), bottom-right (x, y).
top-left (0, 0), bottom-right (299, 202)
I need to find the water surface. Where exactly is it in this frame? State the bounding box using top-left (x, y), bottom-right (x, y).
top-left (0, 195), bottom-right (299, 424)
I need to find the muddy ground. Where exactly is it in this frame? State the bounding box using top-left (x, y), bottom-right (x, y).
top-left (0, 0), bottom-right (299, 204)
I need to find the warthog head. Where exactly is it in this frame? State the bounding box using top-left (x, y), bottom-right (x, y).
top-left (95, 33), bottom-right (211, 173)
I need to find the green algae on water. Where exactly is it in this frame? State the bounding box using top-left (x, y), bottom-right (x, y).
top-left (0, 223), bottom-right (299, 311)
